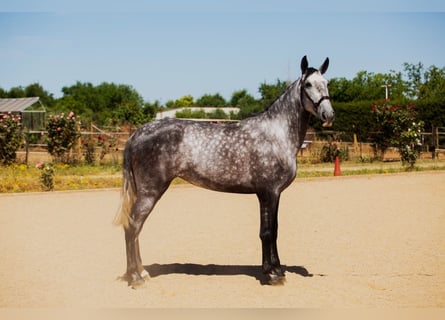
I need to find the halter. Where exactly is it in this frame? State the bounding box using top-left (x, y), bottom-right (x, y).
top-left (300, 74), bottom-right (330, 110)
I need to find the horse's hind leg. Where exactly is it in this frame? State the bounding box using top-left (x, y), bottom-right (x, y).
top-left (135, 240), bottom-right (149, 280)
top-left (124, 194), bottom-right (158, 288)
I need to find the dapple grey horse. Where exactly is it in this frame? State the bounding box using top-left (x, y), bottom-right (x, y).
top-left (114, 56), bottom-right (334, 288)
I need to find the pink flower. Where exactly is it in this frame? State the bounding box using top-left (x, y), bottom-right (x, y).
top-left (68, 111), bottom-right (75, 118)
top-left (36, 161), bottom-right (44, 169)
top-left (57, 127), bottom-right (62, 132)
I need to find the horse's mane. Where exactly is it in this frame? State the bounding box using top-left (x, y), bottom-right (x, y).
top-left (240, 66), bottom-right (320, 122)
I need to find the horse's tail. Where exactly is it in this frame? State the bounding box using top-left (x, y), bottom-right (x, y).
top-left (113, 142), bottom-right (136, 229)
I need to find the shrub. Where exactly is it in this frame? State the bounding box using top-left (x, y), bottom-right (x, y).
top-left (320, 141), bottom-right (349, 163)
top-left (36, 161), bottom-right (55, 191)
top-left (97, 135), bottom-right (118, 162)
top-left (372, 101), bottom-right (424, 169)
top-left (0, 113), bottom-right (23, 165)
top-left (46, 111), bottom-right (80, 163)
top-left (82, 136), bottom-right (96, 165)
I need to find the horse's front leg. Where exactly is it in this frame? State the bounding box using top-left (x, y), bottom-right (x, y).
top-left (257, 191), bottom-right (285, 284)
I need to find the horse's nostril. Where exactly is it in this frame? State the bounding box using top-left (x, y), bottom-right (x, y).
top-left (322, 111), bottom-right (327, 121)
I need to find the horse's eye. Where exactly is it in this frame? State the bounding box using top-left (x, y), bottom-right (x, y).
top-left (305, 82), bottom-right (312, 88)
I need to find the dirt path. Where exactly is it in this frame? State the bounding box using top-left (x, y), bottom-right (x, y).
top-left (0, 172), bottom-right (444, 307)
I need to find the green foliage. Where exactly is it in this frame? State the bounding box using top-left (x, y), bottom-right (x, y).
top-left (230, 89), bottom-right (251, 107)
top-left (418, 65), bottom-right (445, 101)
top-left (317, 101), bottom-right (375, 141)
top-left (0, 83), bottom-right (55, 107)
top-left (174, 108), bottom-right (230, 120)
top-left (319, 141), bottom-right (349, 163)
top-left (195, 93), bottom-right (227, 107)
top-left (416, 99), bottom-right (445, 132)
top-left (46, 112), bottom-right (80, 163)
top-left (372, 102), bottom-right (424, 169)
top-left (0, 113), bottom-right (23, 165)
top-left (329, 70), bottom-right (407, 102)
top-left (403, 62), bottom-right (423, 99)
top-left (54, 82), bottom-right (149, 126)
top-left (258, 79), bottom-right (288, 108)
top-left (175, 108), bottom-right (206, 119)
top-left (1, 60), bottom-right (444, 138)
top-left (81, 134), bottom-right (118, 165)
top-left (165, 95), bottom-right (194, 109)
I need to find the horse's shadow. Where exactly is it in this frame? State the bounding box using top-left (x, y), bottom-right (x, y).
top-left (144, 263), bottom-right (314, 285)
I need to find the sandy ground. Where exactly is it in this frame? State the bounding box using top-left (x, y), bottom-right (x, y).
top-left (0, 172), bottom-right (444, 308)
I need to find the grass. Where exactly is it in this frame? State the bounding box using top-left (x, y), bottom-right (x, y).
top-left (296, 158), bottom-right (445, 178)
top-left (0, 163), bottom-right (122, 193)
top-left (1, 159), bottom-right (445, 193)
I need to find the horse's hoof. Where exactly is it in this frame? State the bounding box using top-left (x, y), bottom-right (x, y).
top-left (140, 269), bottom-right (150, 281)
top-left (130, 278), bottom-right (147, 289)
top-left (268, 274), bottom-right (286, 285)
top-left (268, 270), bottom-right (286, 285)
top-left (122, 272), bottom-right (147, 289)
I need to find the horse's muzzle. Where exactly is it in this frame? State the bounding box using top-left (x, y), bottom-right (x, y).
top-left (320, 109), bottom-right (335, 127)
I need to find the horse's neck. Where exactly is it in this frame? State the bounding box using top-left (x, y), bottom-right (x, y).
top-left (263, 81), bottom-right (310, 152)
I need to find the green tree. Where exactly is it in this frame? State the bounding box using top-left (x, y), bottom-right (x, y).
top-left (143, 100), bottom-right (160, 121)
top-left (24, 83), bottom-right (55, 107)
top-left (195, 93), bottom-right (227, 107)
top-left (175, 95), bottom-right (194, 107)
top-left (403, 62), bottom-right (424, 100)
top-left (328, 77), bottom-right (355, 102)
top-left (56, 82), bottom-right (147, 126)
top-left (6, 86), bottom-right (26, 98)
top-left (258, 79), bottom-right (288, 108)
top-left (229, 89), bottom-right (260, 119)
top-left (0, 87), bottom-right (7, 98)
top-left (329, 70), bottom-right (406, 103)
top-left (419, 65), bottom-right (445, 101)
top-left (230, 89), bottom-right (253, 107)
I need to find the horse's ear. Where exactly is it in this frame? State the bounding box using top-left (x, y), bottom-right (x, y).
top-left (319, 57), bottom-right (329, 74)
top-left (300, 56), bottom-right (308, 75)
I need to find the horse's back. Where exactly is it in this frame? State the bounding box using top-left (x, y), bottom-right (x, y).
top-left (125, 117), bottom-right (296, 194)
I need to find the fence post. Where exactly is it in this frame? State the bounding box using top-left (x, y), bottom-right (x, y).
top-left (24, 128), bottom-right (29, 166)
top-left (431, 126), bottom-right (436, 159)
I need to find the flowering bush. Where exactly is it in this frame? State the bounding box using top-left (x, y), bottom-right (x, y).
top-left (0, 112), bottom-right (23, 165)
top-left (97, 135), bottom-right (118, 161)
top-left (372, 101), bottom-right (424, 169)
top-left (320, 141), bottom-right (349, 163)
top-left (46, 111), bottom-right (80, 163)
top-left (36, 161), bottom-right (55, 191)
top-left (81, 134), bottom-right (118, 165)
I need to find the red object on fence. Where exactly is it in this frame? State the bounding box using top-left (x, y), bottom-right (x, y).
top-left (334, 156), bottom-right (341, 176)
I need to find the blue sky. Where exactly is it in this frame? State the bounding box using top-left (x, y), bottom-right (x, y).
top-left (1, 1), bottom-right (444, 103)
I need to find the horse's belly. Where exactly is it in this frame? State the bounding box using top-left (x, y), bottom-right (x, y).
top-left (179, 168), bottom-right (256, 194)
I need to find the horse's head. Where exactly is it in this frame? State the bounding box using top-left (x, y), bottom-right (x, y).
top-left (299, 56), bottom-right (335, 127)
